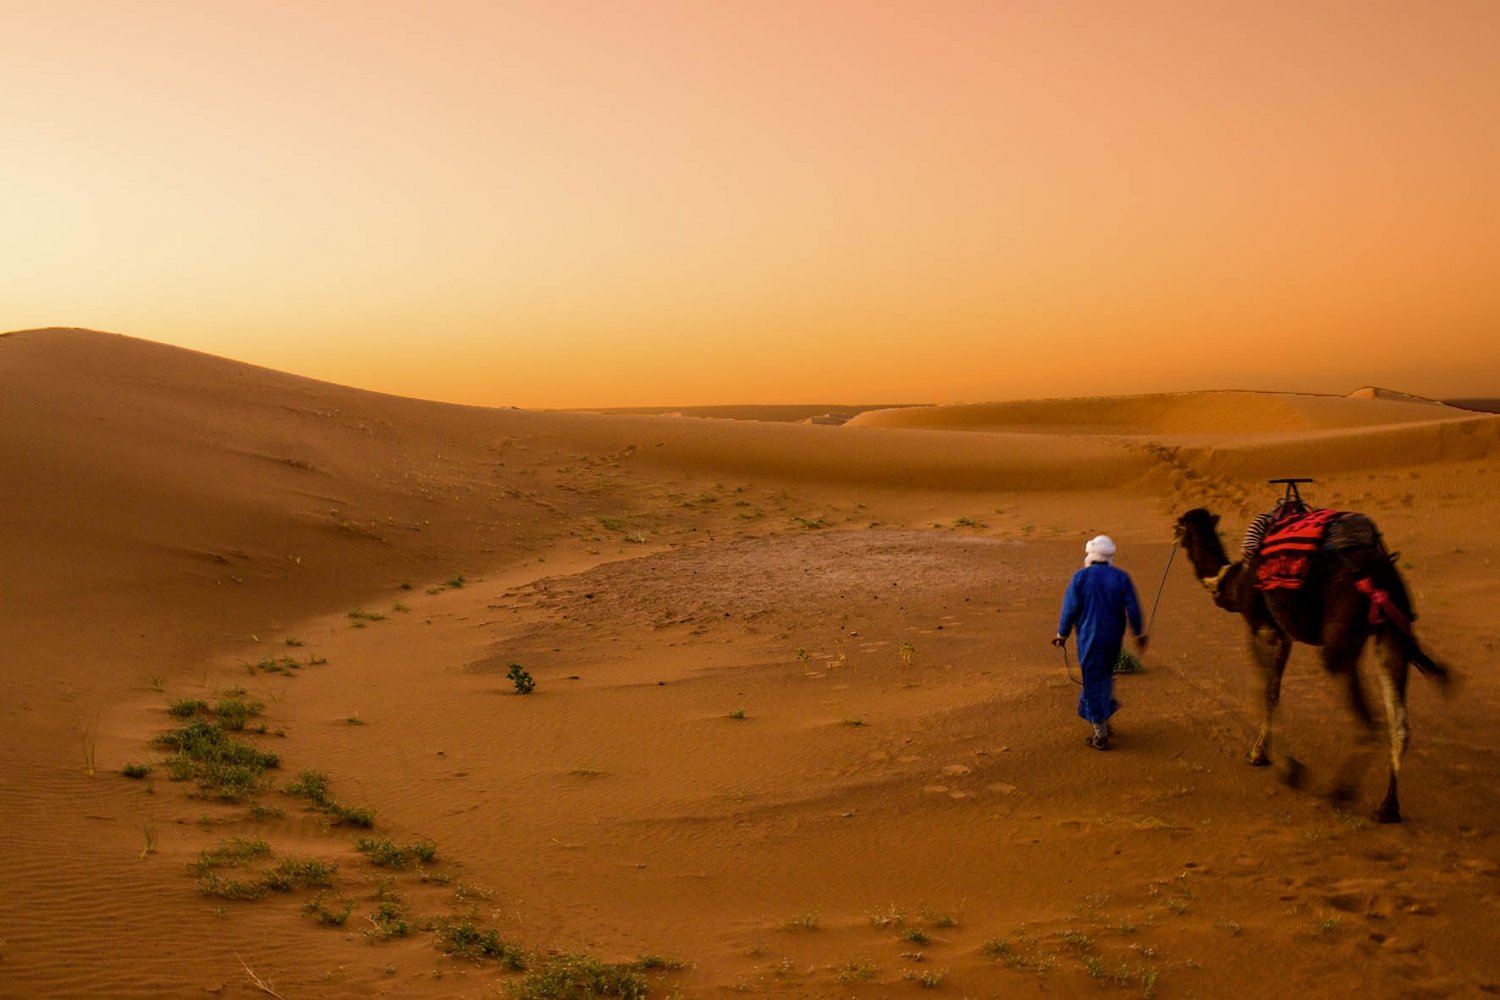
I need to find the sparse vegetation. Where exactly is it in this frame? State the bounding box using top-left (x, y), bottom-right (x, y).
top-left (899, 642), bottom-right (915, 667)
top-left (214, 693), bottom-right (264, 732)
top-left (1114, 648), bottom-right (1145, 674)
top-left (262, 856), bottom-right (337, 892)
top-left (169, 698), bottom-right (208, 719)
top-left (902, 967), bottom-right (946, 988)
top-left (246, 655), bottom-right (306, 676)
top-left (982, 935), bottom-right (1056, 973)
top-left (630, 955), bottom-right (682, 971)
top-left (190, 838), bottom-right (336, 901)
top-left (199, 873), bottom-right (270, 901)
top-left (783, 911), bottom-right (820, 931)
top-left (356, 836), bottom-right (437, 869)
top-left (158, 716), bottom-right (280, 801)
top-left (728, 708), bottom-right (746, 720)
top-left (510, 953), bottom-right (649, 999)
top-left (1063, 930), bottom-right (1093, 951)
top-left (365, 899), bottom-right (411, 940)
top-left (435, 918), bottom-right (526, 968)
top-left (836, 961), bottom-right (877, 984)
top-left (507, 663), bottom-right (536, 694)
top-left (347, 608), bottom-right (387, 625)
top-left (192, 837), bottom-right (271, 874)
top-left (122, 762), bottom-right (152, 779)
top-left (304, 892), bottom-right (356, 926)
top-left (196, 854), bottom-right (335, 899)
top-left (284, 769), bottom-right (375, 827)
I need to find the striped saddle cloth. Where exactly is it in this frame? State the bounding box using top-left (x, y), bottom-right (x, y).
top-left (1254, 508), bottom-right (1344, 590)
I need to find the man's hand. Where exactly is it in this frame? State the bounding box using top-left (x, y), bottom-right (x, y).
top-left (1051, 635), bottom-right (1067, 648)
top-left (1135, 634), bottom-right (1149, 654)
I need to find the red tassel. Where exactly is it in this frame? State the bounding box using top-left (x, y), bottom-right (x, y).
top-left (1355, 578), bottom-right (1410, 632)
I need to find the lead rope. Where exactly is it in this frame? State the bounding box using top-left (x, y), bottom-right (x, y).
top-left (1146, 541), bottom-right (1178, 640)
top-left (1060, 641), bottom-right (1082, 686)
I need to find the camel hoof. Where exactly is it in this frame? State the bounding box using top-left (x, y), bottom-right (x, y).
top-left (1248, 751), bottom-right (1271, 768)
top-left (1375, 806), bottom-right (1402, 824)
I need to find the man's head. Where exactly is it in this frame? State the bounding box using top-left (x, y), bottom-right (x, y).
top-left (1084, 535), bottom-right (1116, 565)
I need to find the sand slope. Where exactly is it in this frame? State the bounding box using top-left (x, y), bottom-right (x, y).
top-left (3, 329), bottom-right (1499, 998)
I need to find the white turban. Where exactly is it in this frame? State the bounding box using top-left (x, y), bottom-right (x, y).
top-left (1084, 534), bottom-right (1116, 566)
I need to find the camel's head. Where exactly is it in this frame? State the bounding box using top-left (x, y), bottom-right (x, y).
top-left (1174, 508), bottom-right (1220, 545)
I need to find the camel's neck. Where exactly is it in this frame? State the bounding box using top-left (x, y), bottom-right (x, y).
top-left (1182, 529), bottom-right (1230, 581)
top-left (1180, 524), bottom-right (1251, 613)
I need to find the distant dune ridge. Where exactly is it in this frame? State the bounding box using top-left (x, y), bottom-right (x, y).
top-left (847, 387), bottom-right (1461, 435)
top-left (4, 327), bottom-right (1500, 998)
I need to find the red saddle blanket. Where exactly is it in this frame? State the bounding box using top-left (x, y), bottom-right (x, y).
top-left (1255, 508), bottom-right (1344, 590)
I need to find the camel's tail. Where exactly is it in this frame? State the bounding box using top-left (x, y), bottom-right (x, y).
top-left (1334, 520), bottom-right (1455, 690)
top-left (1358, 541), bottom-right (1455, 690)
top-left (1403, 632), bottom-right (1454, 689)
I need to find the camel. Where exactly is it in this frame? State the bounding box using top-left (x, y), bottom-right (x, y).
top-left (1172, 506), bottom-right (1450, 822)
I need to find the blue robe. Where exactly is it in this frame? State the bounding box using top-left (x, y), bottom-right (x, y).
top-left (1057, 562), bottom-right (1143, 724)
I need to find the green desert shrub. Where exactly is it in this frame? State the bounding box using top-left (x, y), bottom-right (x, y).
top-left (510, 953), bottom-right (648, 999)
top-left (356, 837), bottom-right (437, 869)
top-left (436, 918), bottom-right (526, 968)
top-left (158, 720), bottom-right (279, 801)
top-left (507, 663), bottom-right (535, 694)
top-left (284, 770), bottom-right (375, 827)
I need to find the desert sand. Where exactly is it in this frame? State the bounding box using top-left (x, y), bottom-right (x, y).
top-left (3, 328), bottom-right (1498, 999)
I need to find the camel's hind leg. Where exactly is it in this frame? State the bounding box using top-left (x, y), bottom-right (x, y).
top-left (1323, 626), bottom-right (1386, 811)
top-left (1372, 630), bottom-right (1412, 824)
top-left (1248, 626), bottom-right (1292, 768)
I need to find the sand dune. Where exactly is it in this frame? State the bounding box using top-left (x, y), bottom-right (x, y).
top-left (848, 389), bottom-right (1471, 436)
top-left (3, 328), bottom-right (1499, 998)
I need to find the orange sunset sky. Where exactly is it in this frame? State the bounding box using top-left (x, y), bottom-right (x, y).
top-left (4, 1), bottom-right (1499, 408)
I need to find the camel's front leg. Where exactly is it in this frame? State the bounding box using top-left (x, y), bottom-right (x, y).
top-left (1248, 626), bottom-right (1291, 767)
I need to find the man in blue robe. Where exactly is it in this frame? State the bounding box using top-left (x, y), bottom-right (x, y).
top-left (1053, 535), bottom-right (1147, 750)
